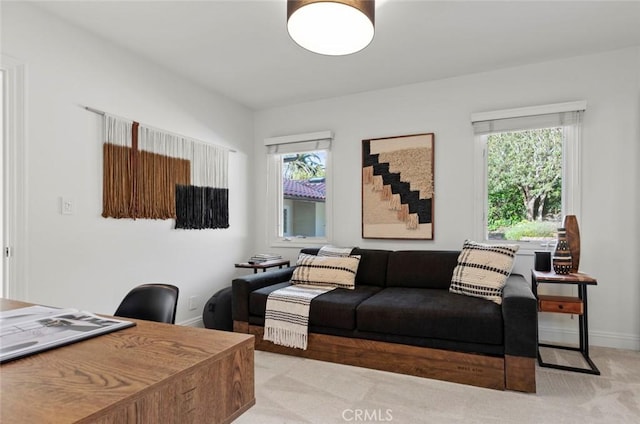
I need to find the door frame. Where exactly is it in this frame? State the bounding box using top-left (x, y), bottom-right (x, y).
top-left (2, 54), bottom-right (28, 300)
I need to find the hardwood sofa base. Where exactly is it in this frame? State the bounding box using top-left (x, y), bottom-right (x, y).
top-left (234, 321), bottom-right (535, 393)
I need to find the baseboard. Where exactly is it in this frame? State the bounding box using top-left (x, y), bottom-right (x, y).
top-left (179, 317), bottom-right (204, 328)
top-left (589, 329), bottom-right (640, 351)
top-left (539, 325), bottom-right (640, 351)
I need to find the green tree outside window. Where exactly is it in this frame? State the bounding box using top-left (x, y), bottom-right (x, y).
top-left (487, 128), bottom-right (562, 240)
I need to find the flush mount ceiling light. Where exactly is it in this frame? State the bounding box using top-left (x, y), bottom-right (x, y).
top-left (287, 0), bottom-right (375, 56)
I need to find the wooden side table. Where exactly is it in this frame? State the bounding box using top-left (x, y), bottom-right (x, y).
top-left (531, 270), bottom-right (600, 375)
top-left (235, 259), bottom-right (291, 273)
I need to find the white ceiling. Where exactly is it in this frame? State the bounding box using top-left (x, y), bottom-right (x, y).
top-left (33, 0), bottom-right (640, 110)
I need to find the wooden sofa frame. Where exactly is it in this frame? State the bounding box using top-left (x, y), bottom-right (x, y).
top-left (234, 321), bottom-right (536, 393)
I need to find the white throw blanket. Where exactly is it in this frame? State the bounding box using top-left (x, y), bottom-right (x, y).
top-left (263, 284), bottom-right (334, 350)
top-left (263, 245), bottom-right (356, 350)
top-left (317, 245), bottom-right (355, 257)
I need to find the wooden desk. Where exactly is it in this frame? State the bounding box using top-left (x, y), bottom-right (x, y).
top-left (531, 270), bottom-right (600, 375)
top-left (0, 299), bottom-right (255, 423)
top-left (235, 259), bottom-right (290, 273)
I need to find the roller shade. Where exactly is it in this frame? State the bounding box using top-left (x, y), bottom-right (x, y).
top-left (471, 101), bottom-right (586, 135)
top-left (265, 131), bottom-right (333, 154)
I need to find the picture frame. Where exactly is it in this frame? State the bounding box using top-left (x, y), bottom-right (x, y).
top-left (362, 133), bottom-right (434, 240)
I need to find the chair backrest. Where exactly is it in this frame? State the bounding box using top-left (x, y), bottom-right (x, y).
top-left (114, 283), bottom-right (179, 324)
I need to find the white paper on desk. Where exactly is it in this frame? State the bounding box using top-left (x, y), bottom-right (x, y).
top-left (0, 306), bottom-right (135, 363)
top-left (0, 305), bottom-right (66, 325)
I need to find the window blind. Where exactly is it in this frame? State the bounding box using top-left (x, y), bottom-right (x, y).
top-left (471, 101), bottom-right (586, 135)
top-left (264, 131), bottom-right (333, 154)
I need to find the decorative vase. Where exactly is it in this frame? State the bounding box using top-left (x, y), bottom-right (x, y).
top-left (563, 215), bottom-right (581, 273)
top-left (552, 227), bottom-right (573, 275)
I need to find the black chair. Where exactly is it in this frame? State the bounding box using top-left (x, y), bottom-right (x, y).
top-left (114, 283), bottom-right (179, 324)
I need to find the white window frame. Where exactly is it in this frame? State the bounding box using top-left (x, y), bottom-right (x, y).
top-left (265, 131), bottom-right (333, 248)
top-left (472, 101), bottom-right (586, 252)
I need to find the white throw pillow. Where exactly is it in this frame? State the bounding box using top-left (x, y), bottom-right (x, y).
top-left (291, 253), bottom-right (360, 290)
top-left (449, 240), bottom-right (519, 304)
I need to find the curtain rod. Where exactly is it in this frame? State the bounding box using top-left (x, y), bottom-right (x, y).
top-left (83, 105), bottom-right (237, 153)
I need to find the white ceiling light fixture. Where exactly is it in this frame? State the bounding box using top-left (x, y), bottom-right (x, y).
top-left (287, 0), bottom-right (375, 56)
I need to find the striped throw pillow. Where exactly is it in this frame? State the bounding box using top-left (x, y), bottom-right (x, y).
top-left (450, 240), bottom-right (519, 304)
top-left (291, 253), bottom-right (361, 290)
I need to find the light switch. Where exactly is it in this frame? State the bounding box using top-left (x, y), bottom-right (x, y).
top-left (188, 295), bottom-right (200, 311)
top-left (61, 197), bottom-right (74, 215)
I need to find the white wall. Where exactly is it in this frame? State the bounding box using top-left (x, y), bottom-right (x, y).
top-left (2, 3), bottom-right (255, 323)
top-left (3, 2), bottom-right (638, 349)
top-left (254, 47), bottom-right (640, 350)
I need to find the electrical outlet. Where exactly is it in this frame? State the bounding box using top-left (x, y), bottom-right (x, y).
top-left (61, 197), bottom-right (74, 215)
top-left (188, 295), bottom-right (200, 311)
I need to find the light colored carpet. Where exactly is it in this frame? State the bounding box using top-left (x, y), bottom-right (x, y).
top-left (236, 346), bottom-right (640, 424)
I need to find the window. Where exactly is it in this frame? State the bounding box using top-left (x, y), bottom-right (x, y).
top-left (265, 132), bottom-right (332, 246)
top-left (472, 102), bottom-right (585, 250)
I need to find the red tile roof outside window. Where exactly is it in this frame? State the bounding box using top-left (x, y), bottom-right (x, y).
top-left (283, 178), bottom-right (325, 201)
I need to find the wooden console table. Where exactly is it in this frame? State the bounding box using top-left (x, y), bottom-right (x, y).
top-left (531, 270), bottom-right (600, 375)
top-left (235, 258), bottom-right (290, 273)
top-left (0, 298), bottom-right (255, 423)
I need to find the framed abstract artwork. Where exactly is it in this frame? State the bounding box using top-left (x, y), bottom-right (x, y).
top-left (362, 133), bottom-right (434, 239)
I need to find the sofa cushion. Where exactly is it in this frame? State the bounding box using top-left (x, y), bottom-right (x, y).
top-left (308, 286), bottom-right (383, 330)
top-left (356, 287), bottom-right (504, 346)
top-left (351, 248), bottom-right (390, 287)
top-left (449, 240), bottom-right (519, 304)
top-left (291, 253), bottom-right (361, 289)
top-left (385, 250), bottom-right (460, 289)
top-left (250, 283), bottom-right (381, 330)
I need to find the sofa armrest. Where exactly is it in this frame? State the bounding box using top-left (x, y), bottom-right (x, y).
top-left (232, 267), bottom-right (295, 322)
top-left (502, 274), bottom-right (538, 358)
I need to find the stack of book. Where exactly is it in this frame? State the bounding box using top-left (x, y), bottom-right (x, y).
top-left (248, 253), bottom-right (282, 264)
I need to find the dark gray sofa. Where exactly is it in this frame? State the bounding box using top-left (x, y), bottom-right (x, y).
top-left (232, 248), bottom-right (537, 392)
